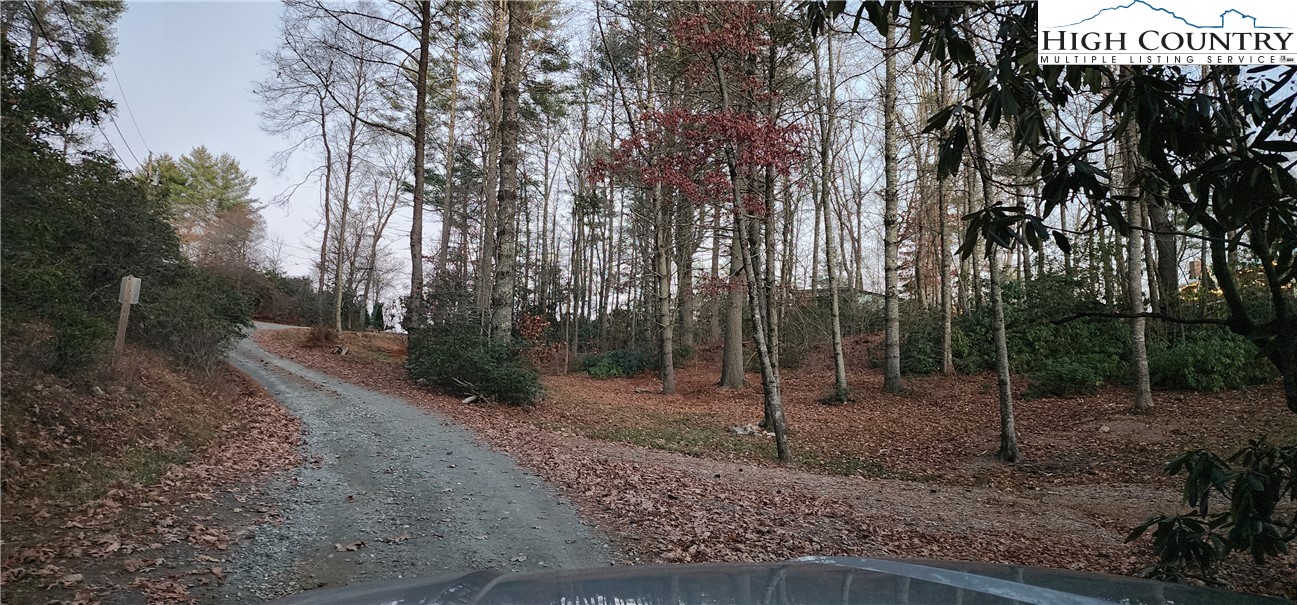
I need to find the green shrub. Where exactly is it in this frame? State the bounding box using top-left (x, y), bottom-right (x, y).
top-left (899, 305), bottom-right (942, 375)
top-left (581, 348), bottom-right (651, 379)
top-left (673, 343), bottom-right (695, 368)
top-left (1025, 356), bottom-right (1110, 398)
top-left (136, 268), bottom-right (252, 373)
top-left (1149, 329), bottom-right (1276, 392)
top-left (50, 307), bottom-right (113, 375)
top-left (1128, 439), bottom-right (1297, 582)
top-left (407, 321), bottom-right (542, 405)
top-left (899, 273), bottom-right (1130, 382)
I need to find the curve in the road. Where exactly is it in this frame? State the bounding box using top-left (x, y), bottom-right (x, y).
top-left (221, 335), bottom-right (612, 602)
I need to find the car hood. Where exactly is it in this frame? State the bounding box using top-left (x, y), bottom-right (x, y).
top-left (269, 556), bottom-right (1290, 605)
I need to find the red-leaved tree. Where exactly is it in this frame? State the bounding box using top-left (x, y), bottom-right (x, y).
top-left (595, 1), bottom-right (802, 460)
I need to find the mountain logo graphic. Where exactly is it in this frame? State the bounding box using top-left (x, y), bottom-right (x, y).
top-left (1054, 1), bottom-right (1286, 29)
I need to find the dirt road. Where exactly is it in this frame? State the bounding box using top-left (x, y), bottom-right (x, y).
top-left (219, 331), bottom-right (612, 601)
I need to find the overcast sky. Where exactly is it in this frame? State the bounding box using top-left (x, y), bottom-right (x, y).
top-left (101, 1), bottom-right (415, 281)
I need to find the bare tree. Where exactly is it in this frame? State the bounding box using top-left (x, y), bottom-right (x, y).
top-left (882, 19), bottom-right (903, 393)
top-left (812, 28), bottom-right (849, 402)
top-left (257, 12), bottom-right (337, 325)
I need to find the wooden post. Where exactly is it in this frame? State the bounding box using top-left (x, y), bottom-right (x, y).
top-left (114, 275), bottom-right (141, 363)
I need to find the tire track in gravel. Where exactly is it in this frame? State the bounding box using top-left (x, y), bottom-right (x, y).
top-left (218, 332), bottom-right (613, 602)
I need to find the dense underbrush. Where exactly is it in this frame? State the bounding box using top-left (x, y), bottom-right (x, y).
top-left (404, 277), bottom-right (543, 405)
top-left (896, 274), bottom-right (1277, 397)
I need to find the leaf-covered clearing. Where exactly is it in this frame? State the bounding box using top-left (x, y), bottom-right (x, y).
top-left (257, 328), bottom-right (1297, 599)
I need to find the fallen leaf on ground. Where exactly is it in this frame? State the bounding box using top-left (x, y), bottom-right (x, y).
top-left (56, 572), bottom-right (83, 588)
top-left (122, 558), bottom-right (157, 573)
top-left (248, 327), bottom-right (1297, 600)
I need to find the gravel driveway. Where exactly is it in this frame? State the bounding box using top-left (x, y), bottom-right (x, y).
top-left (219, 331), bottom-right (613, 602)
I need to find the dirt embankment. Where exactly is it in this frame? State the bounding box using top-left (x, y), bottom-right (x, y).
top-left (1, 346), bottom-right (301, 604)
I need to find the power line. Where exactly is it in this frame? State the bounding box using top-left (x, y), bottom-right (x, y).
top-left (109, 64), bottom-right (152, 155)
top-left (21, 2), bottom-right (135, 169)
top-left (106, 113), bottom-right (142, 167)
top-left (53, 1), bottom-right (142, 168)
top-left (94, 122), bottom-right (134, 168)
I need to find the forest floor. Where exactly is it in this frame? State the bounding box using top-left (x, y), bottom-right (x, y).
top-left (0, 346), bottom-right (302, 604)
top-left (256, 327), bottom-right (1297, 600)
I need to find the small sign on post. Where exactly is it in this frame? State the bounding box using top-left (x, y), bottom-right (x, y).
top-left (114, 275), bottom-right (142, 362)
top-left (119, 275), bottom-right (142, 304)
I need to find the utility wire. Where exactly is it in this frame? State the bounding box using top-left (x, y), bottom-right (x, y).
top-left (22, 2), bottom-right (136, 169)
top-left (107, 111), bottom-right (142, 167)
top-left (55, 1), bottom-right (143, 168)
top-left (109, 64), bottom-right (152, 155)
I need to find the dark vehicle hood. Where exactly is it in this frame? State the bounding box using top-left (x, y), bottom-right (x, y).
top-left (269, 556), bottom-right (1290, 605)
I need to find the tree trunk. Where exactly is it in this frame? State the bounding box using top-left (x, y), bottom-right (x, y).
top-left (332, 189), bottom-right (350, 335)
top-left (939, 191), bottom-right (953, 375)
top-left (937, 75), bottom-right (954, 376)
top-left (810, 173), bottom-right (822, 292)
top-left (1061, 204), bottom-right (1074, 278)
top-left (316, 97), bottom-right (333, 327)
top-left (1148, 203), bottom-right (1178, 313)
top-left (568, 211), bottom-right (583, 359)
top-left (709, 206), bottom-right (722, 343)
top-left (436, 6), bottom-right (461, 276)
top-left (762, 170), bottom-right (780, 372)
top-left (882, 21), bottom-right (902, 393)
top-left (489, 0), bottom-right (526, 345)
top-left (1101, 227), bottom-right (1115, 307)
top-left (407, 0), bottom-right (430, 326)
top-left (812, 31), bottom-right (849, 402)
top-left (970, 119), bottom-right (1018, 463)
top-left (538, 120), bottom-right (552, 312)
top-left (1123, 128), bottom-right (1154, 414)
top-left (676, 201), bottom-right (697, 349)
top-left (656, 183), bottom-right (675, 394)
top-left (754, 27), bottom-right (783, 374)
top-left (989, 246), bottom-right (1018, 462)
top-left (736, 197), bottom-right (792, 462)
top-left (1143, 205), bottom-right (1161, 321)
top-left (719, 218), bottom-right (747, 387)
top-left (477, 0), bottom-right (507, 315)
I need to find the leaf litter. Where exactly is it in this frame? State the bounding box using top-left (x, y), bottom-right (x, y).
top-left (257, 328), bottom-right (1297, 600)
top-left (2, 362), bottom-right (301, 604)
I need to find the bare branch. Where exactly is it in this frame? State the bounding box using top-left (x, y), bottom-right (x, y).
top-left (1052, 311), bottom-right (1231, 327)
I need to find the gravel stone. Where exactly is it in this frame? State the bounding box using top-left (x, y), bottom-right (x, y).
top-left (218, 333), bottom-right (611, 601)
